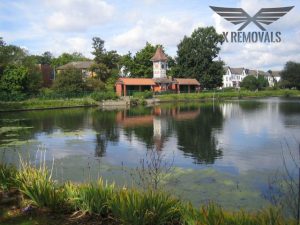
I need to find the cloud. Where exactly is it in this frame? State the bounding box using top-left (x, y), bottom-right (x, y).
top-left (110, 16), bottom-right (204, 55)
top-left (45, 0), bottom-right (115, 32)
top-left (213, 0), bottom-right (300, 70)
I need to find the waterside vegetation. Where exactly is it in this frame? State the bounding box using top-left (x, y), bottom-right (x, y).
top-left (0, 163), bottom-right (297, 225)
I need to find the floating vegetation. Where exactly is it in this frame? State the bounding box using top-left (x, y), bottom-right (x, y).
top-left (0, 126), bottom-right (33, 135)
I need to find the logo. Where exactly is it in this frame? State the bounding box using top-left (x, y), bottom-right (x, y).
top-left (210, 6), bottom-right (294, 43)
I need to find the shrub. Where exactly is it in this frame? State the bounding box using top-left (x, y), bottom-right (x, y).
top-left (111, 189), bottom-right (182, 225)
top-left (132, 91), bottom-right (153, 99)
top-left (90, 91), bottom-right (118, 101)
top-left (52, 66), bottom-right (84, 95)
top-left (65, 179), bottom-right (114, 216)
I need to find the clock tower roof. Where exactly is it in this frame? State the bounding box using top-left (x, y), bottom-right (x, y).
top-left (151, 46), bottom-right (168, 62)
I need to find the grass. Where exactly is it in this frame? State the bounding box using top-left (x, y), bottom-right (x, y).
top-left (157, 89), bottom-right (300, 102)
top-left (0, 98), bottom-right (97, 112)
top-left (0, 162), bottom-right (298, 225)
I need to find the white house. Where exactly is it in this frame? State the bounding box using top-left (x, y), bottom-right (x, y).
top-left (223, 67), bottom-right (247, 88)
top-left (223, 67), bottom-right (281, 88)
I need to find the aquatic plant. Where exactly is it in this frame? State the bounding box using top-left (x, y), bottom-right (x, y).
top-left (110, 189), bottom-right (182, 225)
top-left (0, 163), bottom-right (17, 191)
top-left (15, 157), bottom-right (66, 211)
top-left (65, 179), bottom-right (115, 216)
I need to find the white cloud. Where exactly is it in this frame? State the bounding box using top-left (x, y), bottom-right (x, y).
top-left (45, 0), bottom-right (115, 32)
top-left (109, 16), bottom-right (204, 55)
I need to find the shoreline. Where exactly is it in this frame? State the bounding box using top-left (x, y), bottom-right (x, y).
top-left (0, 90), bottom-right (300, 112)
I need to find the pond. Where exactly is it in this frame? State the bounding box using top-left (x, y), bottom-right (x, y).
top-left (1, 97), bottom-right (300, 212)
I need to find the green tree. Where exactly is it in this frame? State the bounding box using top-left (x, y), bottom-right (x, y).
top-left (257, 74), bottom-right (268, 90)
top-left (51, 52), bottom-right (89, 68)
top-left (53, 67), bottom-right (84, 94)
top-left (0, 64), bottom-right (28, 93)
top-left (91, 37), bottom-right (120, 82)
top-left (240, 75), bottom-right (259, 91)
top-left (281, 61), bottom-right (300, 90)
top-left (131, 42), bottom-right (156, 78)
top-left (175, 27), bottom-right (224, 89)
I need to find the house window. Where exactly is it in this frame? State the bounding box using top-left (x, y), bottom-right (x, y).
top-left (161, 63), bottom-right (165, 69)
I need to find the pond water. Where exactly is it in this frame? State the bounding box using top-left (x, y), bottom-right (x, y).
top-left (1, 97), bottom-right (300, 211)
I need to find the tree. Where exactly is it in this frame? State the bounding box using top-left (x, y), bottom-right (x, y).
top-left (37, 51), bottom-right (53, 65)
top-left (240, 75), bottom-right (258, 91)
top-left (281, 61), bottom-right (300, 90)
top-left (175, 27), bottom-right (224, 89)
top-left (91, 37), bottom-right (120, 82)
top-left (53, 67), bottom-right (84, 94)
top-left (131, 42), bottom-right (156, 78)
top-left (0, 64), bottom-right (28, 94)
top-left (51, 52), bottom-right (88, 68)
top-left (257, 74), bottom-right (268, 90)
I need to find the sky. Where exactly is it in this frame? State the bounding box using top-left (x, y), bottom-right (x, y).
top-left (0, 0), bottom-right (299, 71)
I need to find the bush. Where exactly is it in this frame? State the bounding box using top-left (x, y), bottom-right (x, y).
top-left (0, 91), bottom-right (27, 101)
top-left (90, 91), bottom-right (118, 101)
top-left (132, 90), bottom-right (153, 99)
top-left (85, 77), bottom-right (105, 92)
top-left (52, 66), bottom-right (84, 95)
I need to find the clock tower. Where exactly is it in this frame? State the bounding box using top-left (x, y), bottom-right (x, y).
top-left (151, 46), bottom-right (168, 79)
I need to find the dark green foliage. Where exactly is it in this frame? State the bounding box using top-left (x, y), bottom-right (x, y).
top-left (175, 27), bottom-right (224, 89)
top-left (240, 76), bottom-right (259, 91)
top-left (120, 43), bottom-right (175, 78)
top-left (257, 74), bottom-right (269, 90)
top-left (90, 91), bottom-right (118, 101)
top-left (131, 42), bottom-right (156, 78)
top-left (91, 37), bottom-right (120, 82)
top-left (51, 52), bottom-right (89, 68)
top-left (280, 61), bottom-right (300, 90)
top-left (52, 66), bottom-right (84, 95)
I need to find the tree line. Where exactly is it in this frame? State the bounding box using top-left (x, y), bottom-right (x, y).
top-left (1, 26), bottom-right (299, 101)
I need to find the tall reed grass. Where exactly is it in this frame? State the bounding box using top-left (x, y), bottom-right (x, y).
top-left (0, 160), bottom-right (297, 225)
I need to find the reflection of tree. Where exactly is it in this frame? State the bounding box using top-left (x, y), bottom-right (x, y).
top-left (174, 106), bottom-right (224, 164)
top-left (0, 108), bottom-right (88, 142)
top-left (124, 125), bottom-right (154, 149)
top-left (92, 110), bottom-right (119, 157)
top-left (279, 101), bottom-right (300, 127)
top-left (238, 101), bottom-right (264, 112)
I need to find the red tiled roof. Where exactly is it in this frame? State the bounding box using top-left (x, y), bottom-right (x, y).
top-left (151, 47), bottom-right (168, 61)
top-left (174, 78), bottom-right (200, 85)
top-left (117, 78), bottom-right (156, 86)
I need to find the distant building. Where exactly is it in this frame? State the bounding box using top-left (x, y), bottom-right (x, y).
top-left (37, 64), bottom-right (54, 87)
top-left (223, 66), bottom-right (281, 88)
top-left (115, 47), bottom-right (200, 96)
top-left (56, 61), bottom-right (95, 78)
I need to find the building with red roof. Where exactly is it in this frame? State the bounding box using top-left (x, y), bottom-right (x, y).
top-left (115, 47), bottom-right (200, 96)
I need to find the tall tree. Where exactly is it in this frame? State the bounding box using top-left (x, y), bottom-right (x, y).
top-left (91, 37), bottom-right (120, 82)
top-left (281, 61), bottom-right (300, 90)
top-left (131, 42), bottom-right (156, 78)
top-left (175, 27), bottom-right (224, 89)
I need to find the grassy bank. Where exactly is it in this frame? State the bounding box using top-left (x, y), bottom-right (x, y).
top-left (0, 98), bottom-right (98, 112)
top-left (157, 89), bottom-right (300, 102)
top-left (0, 163), bottom-right (297, 225)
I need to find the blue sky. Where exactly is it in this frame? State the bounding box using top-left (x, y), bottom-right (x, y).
top-left (0, 0), bottom-right (299, 70)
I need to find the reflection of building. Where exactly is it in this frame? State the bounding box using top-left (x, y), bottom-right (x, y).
top-left (116, 107), bottom-right (200, 151)
top-left (115, 47), bottom-right (200, 96)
